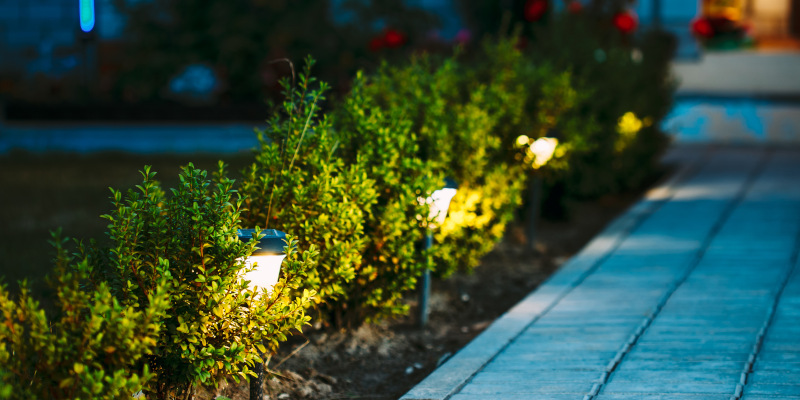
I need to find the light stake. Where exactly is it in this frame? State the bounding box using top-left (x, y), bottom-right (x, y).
top-left (238, 228), bottom-right (287, 400)
top-left (525, 137), bottom-right (558, 251)
top-left (418, 178), bottom-right (458, 328)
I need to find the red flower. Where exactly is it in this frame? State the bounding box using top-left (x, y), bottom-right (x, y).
top-left (369, 29), bottom-right (407, 51)
top-left (524, 0), bottom-right (548, 22)
top-left (613, 11), bottom-right (638, 35)
top-left (383, 29), bottom-right (407, 48)
top-left (691, 17), bottom-right (714, 38)
top-left (567, 1), bottom-right (583, 14)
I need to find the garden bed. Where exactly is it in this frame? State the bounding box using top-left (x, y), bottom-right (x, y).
top-left (0, 152), bottom-right (660, 399)
top-left (202, 192), bottom-right (648, 400)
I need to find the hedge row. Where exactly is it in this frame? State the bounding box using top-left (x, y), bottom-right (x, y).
top-left (0, 16), bottom-right (675, 400)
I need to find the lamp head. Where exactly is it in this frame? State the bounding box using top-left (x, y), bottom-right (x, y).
top-left (237, 229), bottom-right (287, 293)
top-left (421, 178), bottom-right (459, 229)
top-left (238, 228), bottom-right (286, 256)
top-left (529, 137), bottom-right (558, 169)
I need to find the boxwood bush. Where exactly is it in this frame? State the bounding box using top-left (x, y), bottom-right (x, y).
top-left (76, 164), bottom-right (318, 399)
top-left (354, 54), bottom-right (511, 277)
top-left (0, 231), bottom-right (169, 399)
top-left (333, 72), bottom-right (441, 324)
top-left (237, 59), bottom-right (377, 326)
top-left (528, 9), bottom-right (675, 200)
top-left (2, 9), bottom-right (679, 394)
top-left (355, 39), bottom-right (582, 276)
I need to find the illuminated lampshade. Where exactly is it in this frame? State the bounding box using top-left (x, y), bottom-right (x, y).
top-left (529, 137), bottom-right (559, 169)
top-left (421, 178), bottom-right (459, 228)
top-left (237, 229), bottom-right (287, 293)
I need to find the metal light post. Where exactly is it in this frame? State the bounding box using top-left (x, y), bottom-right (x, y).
top-left (237, 229), bottom-right (287, 400)
top-left (418, 178), bottom-right (458, 328)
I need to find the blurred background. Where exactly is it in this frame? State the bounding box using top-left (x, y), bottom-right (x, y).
top-left (1, 0), bottom-right (799, 285)
top-left (0, 0), bottom-right (795, 120)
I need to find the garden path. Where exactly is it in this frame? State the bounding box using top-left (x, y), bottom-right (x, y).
top-left (402, 145), bottom-right (800, 400)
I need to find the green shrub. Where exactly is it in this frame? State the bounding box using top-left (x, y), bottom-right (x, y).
top-left (79, 164), bottom-right (317, 399)
top-left (528, 10), bottom-right (675, 199)
top-left (363, 55), bottom-right (491, 179)
top-left (358, 40), bottom-right (579, 275)
top-left (434, 166), bottom-right (527, 275)
top-left (354, 55), bottom-right (504, 277)
top-left (238, 59), bottom-right (377, 325)
top-left (334, 72), bottom-right (440, 324)
top-left (0, 231), bottom-right (169, 399)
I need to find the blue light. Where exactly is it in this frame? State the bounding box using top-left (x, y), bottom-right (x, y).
top-left (79, 0), bottom-right (95, 32)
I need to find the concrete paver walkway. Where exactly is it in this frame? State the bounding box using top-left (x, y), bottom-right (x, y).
top-left (403, 146), bottom-right (800, 400)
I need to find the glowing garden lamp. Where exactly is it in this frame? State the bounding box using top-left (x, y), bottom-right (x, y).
top-left (79, 0), bottom-right (95, 33)
top-left (418, 178), bottom-right (458, 328)
top-left (237, 228), bottom-right (287, 400)
top-left (529, 137), bottom-right (558, 169)
top-left (522, 136), bottom-right (559, 251)
top-left (237, 229), bottom-right (287, 294)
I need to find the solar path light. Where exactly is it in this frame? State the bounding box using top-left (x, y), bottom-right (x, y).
top-left (516, 136), bottom-right (559, 251)
top-left (238, 229), bottom-right (287, 400)
top-left (418, 178), bottom-right (458, 328)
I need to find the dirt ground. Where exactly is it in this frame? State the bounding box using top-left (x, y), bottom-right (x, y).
top-left (199, 192), bottom-right (644, 400)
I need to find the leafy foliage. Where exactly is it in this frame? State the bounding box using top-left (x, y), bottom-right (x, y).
top-left (80, 164), bottom-right (317, 399)
top-left (354, 40), bottom-right (578, 276)
top-left (238, 59), bottom-right (377, 324)
top-left (527, 8), bottom-right (675, 199)
top-left (333, 72), bottom-right (439, 324)
top-left (0, 231), bottom-right (169, 399)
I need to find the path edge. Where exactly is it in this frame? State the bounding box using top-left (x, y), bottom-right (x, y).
top-left (400, 145), bottom-right (708, 400)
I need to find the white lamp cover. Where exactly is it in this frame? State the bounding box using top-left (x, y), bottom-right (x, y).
top-left (241, 254), bottom-right (286, 293)
top-left (237, 229), bottom-right (287, 294)
top-left (425, 187), bottom-right (458, 228)
top-left (529, 137), bottom-right (559, 169)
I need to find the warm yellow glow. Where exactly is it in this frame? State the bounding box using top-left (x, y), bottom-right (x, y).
top-left (616, 112), bottom-right (643, 152)
top-left (703, 0), bottom-right (744, 21)
top-left (439, 189), bottom-right (488, 236)
top-left (618, 112), bottom-right (643, 135)
top-left (516, 134), bottom-right (531, 147)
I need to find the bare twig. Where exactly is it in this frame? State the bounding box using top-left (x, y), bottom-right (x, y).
top-left (272, 339), bottom-right (311, 369)
top-left (267, 58), bottom-right (296, 89)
